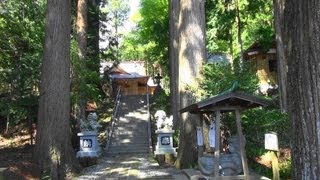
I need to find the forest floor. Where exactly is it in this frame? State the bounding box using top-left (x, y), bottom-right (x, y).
top-left (0, 124), bottom-right (40, 179)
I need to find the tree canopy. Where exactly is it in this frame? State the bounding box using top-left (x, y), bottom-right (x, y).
top-left (0, 0), bottom-right (45, 128)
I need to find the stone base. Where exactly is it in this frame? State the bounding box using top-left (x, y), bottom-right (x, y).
top-left (76, 151), bottom-right (99, 158)
top-left (78, 156), bottom-right (98, 167)
top-left (198, 154), bottom-right (242, 176)
top-left (154, 147), bottom-right (177, 157)
top-left (155, 154), bottom-right (176, 166)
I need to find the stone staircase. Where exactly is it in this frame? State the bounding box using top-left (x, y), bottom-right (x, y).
top-left (107, 95), bottom-right (151, 154)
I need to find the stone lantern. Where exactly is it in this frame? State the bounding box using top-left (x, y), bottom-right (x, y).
top-left (76, 101), bottom-right (101, 165)
top-left (154, 110), bottom-right (177, 157)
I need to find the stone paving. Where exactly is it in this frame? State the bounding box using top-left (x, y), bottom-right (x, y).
top-left (76, 153), bottom-right (184, 179)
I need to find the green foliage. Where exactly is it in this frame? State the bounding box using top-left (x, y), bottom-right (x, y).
top-left (101, 0), bottom-right (129, 28)
top-left (100, 0), bottom-right (129, 61)
top-left (205, 0), bottom-right (274, 58)
top-left (200, 61), bottom-right (259, 98)
top-left (242, 108), bottom-right (289, 147)
top-left (0, 0), bottom-right (45, 126)
top-left (150, 89), bottom-right (170, 114)
top-left (173, 129), bottom-right (180, 147)
top-left (70, 39), bottom-right (102, 106)
top-left (279, 156), bottom-right (292, 178)
top-left (242, 108), bottom-right (290, 178)
top-left (119, 0), bottom-right (169, 76)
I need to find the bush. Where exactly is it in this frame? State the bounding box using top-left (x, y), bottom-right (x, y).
top-left (242, 108), bottom-right (289, 147)
top-left (200, 60), bottom-right (259, 98)
top-left (241, 108), bottom-right (291, 179)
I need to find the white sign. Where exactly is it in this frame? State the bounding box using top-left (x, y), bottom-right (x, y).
top-left (209, 123), bottom-right (216, 148)
top-left (197, 127), bottom-right (204, 146)
top-left (265, 132), bottom-right (279, 151)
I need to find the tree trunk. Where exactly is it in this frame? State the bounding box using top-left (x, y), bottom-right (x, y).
top-left (235, 0), bottom-right (244, 64)
top-left (77, 0), bottom-right (88, 60)
top-left (284, 0), bottom-right (320, 178)
top-left (169, 0), bottom-right (180, 128)
top-left (76, 0), bottom-right (88, 121)
top-left (175, 0), bottom-right (206, 169)
top-left (34, 0), bottom-right (80, 178)
top-left (273, 0), bottom-right (287, 113)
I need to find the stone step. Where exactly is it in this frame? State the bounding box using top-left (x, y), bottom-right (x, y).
top-left (114, 127), bottom-right (148, 132)
top-left (107, 147), bottom-right (150, 154)
top-left (111, 138), bottom-right (149, 144)
top-left (111, 133), bottom-right (148, 138)
top-left (182, 169), bottom-right (203, 179)
top-left (114, 123), bottom-right (148, 127)
top-left (111, 141), bottom-right (149, 146)
top-left (112, 133), bottom-right (148, 138)
top-left (112, 134), bottom-right (148, 139)
top-left (106, 94), bottom-right (151, 155)
top-left (172, 174), bottom-right (189, 180)
top-left (113, 130), bottom-right (148, 135)
top-left (111, 135), bottom-right (149, 141)
top-left (109, 145), bottom-right (149, 151)
top-left (116, 118), bottom-right (148, 122)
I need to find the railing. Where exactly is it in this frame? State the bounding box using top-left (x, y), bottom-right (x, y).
top-left (146, 86), bottom-right (153, 152)
top-left (105, 88), bottom-right (121, 152)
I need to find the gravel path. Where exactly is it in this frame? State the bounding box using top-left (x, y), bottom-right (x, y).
top-left (76, 153), bottom-right (183, 180)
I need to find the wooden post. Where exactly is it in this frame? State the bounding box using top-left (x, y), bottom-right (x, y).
top-left (235, 109), bottom-right (249, 179)
top-left (271, 151), bottom-right (280, 180)
top-left (214, 110), bottom-right (221, 177)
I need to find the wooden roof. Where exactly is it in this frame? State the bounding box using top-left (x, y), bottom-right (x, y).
top-left (180, 91), bottom-right (269, 114)
top-left (108, 64), bottom-right (130, 75)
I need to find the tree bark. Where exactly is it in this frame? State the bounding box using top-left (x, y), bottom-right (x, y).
top-left (273, 0), bottom-right (287, 113)
top-left (76, 0), bottom-right (88, 121)
top-left (77, 0), bottom-right (88, 60)
top-left (175, 0), bottom-right (206, 169)
top-left (169, 0), bottom-right (180, 129)
top-left (34, 0), bottom-right (80, 178)
top-left (284, 0), bottom-right (320, 178)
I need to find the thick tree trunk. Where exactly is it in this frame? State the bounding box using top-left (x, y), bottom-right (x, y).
top-left (175, 0), bottom-right (206, 169)
top-left (273, 0), bottom-right (287, 113)
top-left (169, 0), bottom-right (180, 128)
top-left (76, 0), bottom-right (88, 121)
top-left (34, 0), bottom-right (80, 178)
top-left (284, 0), bottom-right (320, 178)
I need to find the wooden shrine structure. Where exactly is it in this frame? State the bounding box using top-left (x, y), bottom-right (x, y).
top-left (180, 90), bottom-right (269, 179)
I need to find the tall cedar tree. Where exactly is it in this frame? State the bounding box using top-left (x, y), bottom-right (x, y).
top-left (34, 0), bottom-right (80, 178)
top-left (174, 0), bottom-right (207, 168)
top-left (273, 0), bottom-right (287, 112)
top-left (76, 0), bottom-right (88, 121)
top-left (169, 0), bottom-right (180, 128)
top-left (284, 0), bottom-right (320, 178)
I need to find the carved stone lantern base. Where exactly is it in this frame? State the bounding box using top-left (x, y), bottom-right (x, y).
top-left (76, 131), bottom-right (100, 167)
top-left (154, 130), bottom-right (177, 157)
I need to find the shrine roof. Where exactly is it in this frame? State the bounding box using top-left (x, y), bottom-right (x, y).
top-left (180, 90), bottom-right (270, 114)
